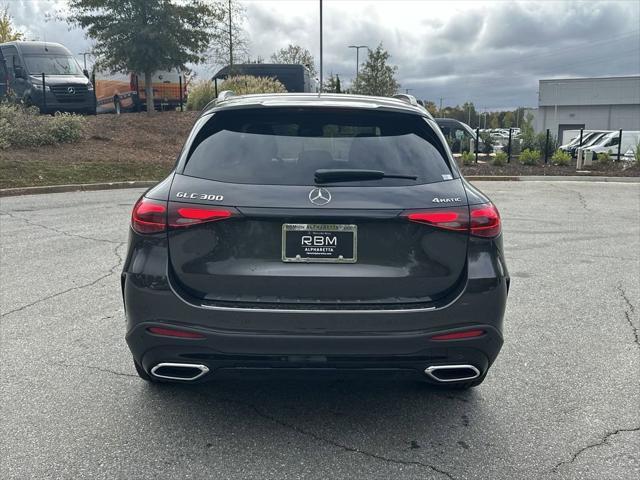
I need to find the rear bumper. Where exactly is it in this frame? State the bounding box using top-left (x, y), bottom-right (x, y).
top-left (123, 234), bottom-right (508, 381)
top-left (127, 321), bottom-right (503, 382)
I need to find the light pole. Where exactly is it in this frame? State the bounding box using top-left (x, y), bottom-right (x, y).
top-left (348, 45), bottom-right (368, 83)
top-left (319, 0), bottom-right (323, 93)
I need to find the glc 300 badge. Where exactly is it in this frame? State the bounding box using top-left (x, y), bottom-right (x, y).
top-left (176, 192), bottom-right (224, 201)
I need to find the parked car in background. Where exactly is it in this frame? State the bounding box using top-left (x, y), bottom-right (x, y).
top-left (0, 41), bottom-right (95, 114)
top-left (95, 68), bottom-right (187, 113)
top-left (584, 131), bottom-right (640, 160)
top-left (559, 131), bottom-right (607, 157)
top-left (574, 132), bottom-right (610, 158)
top-left (435, 118), bottom-right (481, 153)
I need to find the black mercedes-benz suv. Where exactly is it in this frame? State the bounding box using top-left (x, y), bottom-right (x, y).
top-left (123, 92), bottom-right (509, 389)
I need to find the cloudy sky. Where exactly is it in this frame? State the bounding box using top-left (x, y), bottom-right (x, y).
top-left (7, 0), bottom-right (640, 110)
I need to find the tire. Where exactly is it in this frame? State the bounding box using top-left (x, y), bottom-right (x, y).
top-left (133, 359), bottom-right (156, 382)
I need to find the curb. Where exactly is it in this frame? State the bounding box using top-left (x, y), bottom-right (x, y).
top-left (0, 181), bottom-right (158, 197)
top-left (466, 175), bottom-right (639, 183)
top-left (1, 176), bottom-right (638, 197)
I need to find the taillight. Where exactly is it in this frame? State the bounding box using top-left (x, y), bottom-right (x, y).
top-left (404, 203), bottom-right (501, 238)
top-left (131, 197), bottom-right (167, 234)
top-left (431, 329), bottom-right (485, 341)
top-left (405, 207), bottom-right (469, 232)
top-left (470, 203), bottom-right (501, 238)
top-left (168, 201), bottom-right (235, 228)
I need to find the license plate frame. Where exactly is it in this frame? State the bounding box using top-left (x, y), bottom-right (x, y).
top-left (282, 223), bottom-right (357, 263)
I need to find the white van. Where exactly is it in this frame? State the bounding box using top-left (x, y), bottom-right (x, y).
top-left (585, 131), bottom-right (640, 160)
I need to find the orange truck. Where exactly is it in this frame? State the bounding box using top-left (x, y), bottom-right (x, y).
top-left (94, 69), bottom-right (187, 113)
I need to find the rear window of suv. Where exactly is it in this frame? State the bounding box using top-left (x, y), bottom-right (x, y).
top-left (184, 108), bottom-right (454, 186)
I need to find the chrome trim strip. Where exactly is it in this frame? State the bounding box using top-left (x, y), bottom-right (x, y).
top-left (424, 364), bottom-right (480, 383)
top-left (150, 363), bottom-right (210, 381)
top-left (198, 303), bottom-right (436, 313)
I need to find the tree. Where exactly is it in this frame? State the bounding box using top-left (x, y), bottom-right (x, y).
top-left (323, 73), bottom-right (342, 93)
top-left (208, 0), bottom-right (249, 69)
top-left (351, 43), bottom-right (399, 97)
top-left (270, 44), bottom-right (317, 77)
top-left (0, 7), bottom-right (23, 42)
top-left (67, 0), bottom-right (217, 114)
top-left (502, 111), bottom-right (514, 128)
top-left (422, 100), bottom-right (438, 116)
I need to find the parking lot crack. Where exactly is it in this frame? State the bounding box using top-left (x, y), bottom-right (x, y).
top-left (0, 242), bottom-right (126, 319)
top-left (0, 210), bottom-right (121, 245)
top-left (552, 426), bottom-right (640, 473)
top-left (233, 400), bottom-right (457, 479)
top-left (617, 285), bottom-right (639, 348)
top-left (53, 361), bottom-right (137, 378)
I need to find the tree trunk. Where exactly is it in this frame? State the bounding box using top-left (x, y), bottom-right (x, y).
top-left (145, 71), bottom-right (154, 115)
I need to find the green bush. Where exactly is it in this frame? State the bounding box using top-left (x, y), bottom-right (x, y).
top-left (597, 151), bottom-right (611, 165)
top-left (0, 103), bottom-right (85, 149)
top-left (480, 132), bottom-right (494, 154)
top-left (519, 148), bottom-right (541, 166)
top-left (552, 149), bottom-right (572, 166)
top-left (492, 151), bottom-right (507, 166)
top-left (186, 75), bottom-right (288, 111)
top-left (220, 75), bottom-right (287, 95)
top-left (631, 143), bottom-right (640, 164)
top-left (460, 151), bottom-right (475, 165)
top-left (186, 80), bottom-right (216, 111)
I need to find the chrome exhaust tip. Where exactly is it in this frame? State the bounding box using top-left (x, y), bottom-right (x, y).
top-left (150, 363), bottom-right (210, 381)
top-left (424, 365), bottom-right (480, 383)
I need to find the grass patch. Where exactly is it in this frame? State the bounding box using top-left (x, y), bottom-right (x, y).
top-left (0, 159), bottom-right (170, 189)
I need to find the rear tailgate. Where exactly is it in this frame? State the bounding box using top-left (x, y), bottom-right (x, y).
top-left (167, 175), bottom-right (469, 307)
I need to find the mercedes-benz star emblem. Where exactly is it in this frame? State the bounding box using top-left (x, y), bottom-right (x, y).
top-left (309, 187), bottom-right (331, 206)
top-left (67, 87), bottom-right (75, 94)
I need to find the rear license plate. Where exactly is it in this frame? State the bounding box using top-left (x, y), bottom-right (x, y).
top-left (282, 224), bottom-right (357, 263)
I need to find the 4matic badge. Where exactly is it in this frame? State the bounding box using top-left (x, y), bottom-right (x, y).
top-left (176, 192), bottom-right (224, 201)
top-left (432, 197), bottom-right (461, 203)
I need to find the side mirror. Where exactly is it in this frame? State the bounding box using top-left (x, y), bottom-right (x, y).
top-left (13, 65), bottom-right (24, 79)
top-left (83, 69), bottom-right (90, 79)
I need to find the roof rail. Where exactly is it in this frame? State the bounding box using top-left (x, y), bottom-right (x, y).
top-left (392, 93), bottom-right (418, 106)
top-left (217, 90), bottom-right (235, 102)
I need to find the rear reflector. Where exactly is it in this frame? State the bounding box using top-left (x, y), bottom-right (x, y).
top-left (131, 197), bottom-right (167, 234)
top-left (147, 327), bottom-right (205, 339)
top-left (431, 329), bottom-right (485, 341)
top-left (168, 202), bottom-right (235, 228)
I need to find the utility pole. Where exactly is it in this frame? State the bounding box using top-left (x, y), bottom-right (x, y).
top-left (405, 88), bottom-right (412, 94)
top-left (439, 97), bottom-right (443, 116)
top-left (348, 44), bottom-right (368, 85)
top-left (228, 0), bottom-right (233, 66)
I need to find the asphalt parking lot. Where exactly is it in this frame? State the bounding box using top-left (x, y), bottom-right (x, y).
top-left (1, 181), bottom-right (638, 480)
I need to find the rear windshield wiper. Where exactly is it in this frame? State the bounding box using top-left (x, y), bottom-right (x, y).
top-left (314, 169), bottom-right (418, 183)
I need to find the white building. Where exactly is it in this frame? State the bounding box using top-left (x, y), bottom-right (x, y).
top-left (535, 76), bottom-right (640, 140)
